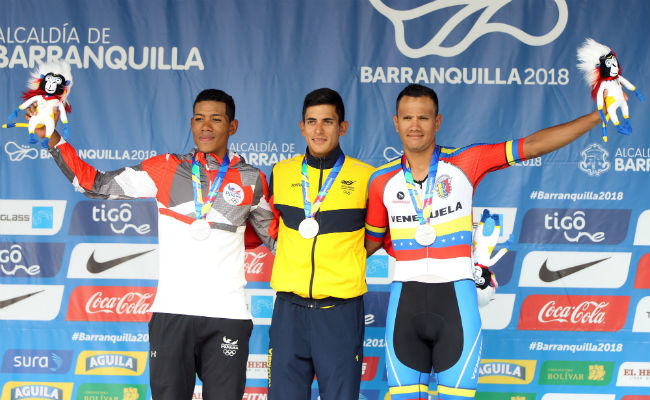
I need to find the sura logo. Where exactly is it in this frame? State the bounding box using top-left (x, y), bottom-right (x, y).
top-left (368, 0), bottom-right (568, 58)
top-left (580, 143), bottom-right (610, 176)
top-left (0, 244), bottom-right (40, 276)
top-left (92, 203), bottom-right (151, 235)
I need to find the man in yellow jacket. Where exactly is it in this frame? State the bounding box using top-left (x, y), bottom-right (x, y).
top-left (267, 88), bottom-right (374, 399)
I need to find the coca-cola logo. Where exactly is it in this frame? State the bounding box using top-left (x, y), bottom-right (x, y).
top-left (361, 356), bottom-right (379, 381)
top-left (518, 295), bottom-right (629, 331)
top-left (244, 247), bottom-right (273, 282)
top-left (66, 286), bottom-right (157, 322)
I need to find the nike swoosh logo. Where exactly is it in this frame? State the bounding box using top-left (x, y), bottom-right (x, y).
top-left (86, 249), bottom-right (155, 274)
top-left (0, 290), bottom-right (45, 309)
top-left (539, 257), bottom-right (610, 282)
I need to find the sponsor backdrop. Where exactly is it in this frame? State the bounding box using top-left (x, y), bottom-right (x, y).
top-left (0, 1), bottom-right (648, 399)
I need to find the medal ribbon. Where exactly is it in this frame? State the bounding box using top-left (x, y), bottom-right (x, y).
top-left (402, 146), bottom-right (440, 225)
top-left (301, 153), bottom-right (345, 218)
top-left (192, 152), bottom-right (231, 220)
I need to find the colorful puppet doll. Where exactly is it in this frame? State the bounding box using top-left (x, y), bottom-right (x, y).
top-left (472, 209), bottom-right (507, 308)
top-left (577, 38), bottom-right (644, 142)
top-left (2, 61), bottom-right (72, 147)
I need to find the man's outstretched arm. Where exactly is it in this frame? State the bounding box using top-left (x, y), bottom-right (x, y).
top-left (522, 110), bottom-right (601, 160)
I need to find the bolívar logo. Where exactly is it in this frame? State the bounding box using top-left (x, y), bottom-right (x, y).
top-left (76, 351), bottom-right (148, 376)
top-left (539, 360), bottom-right (614, 386)
top-left (244, 247), bottom-right (273, 282)
top-left (519, 208), bottom-right (630, 245)
top-left (76, 383), bottom-right (148, 400)
top-left (69, 200), bottom-right (157, 237)
top-left (223, 182), bottom-right (244, 206)
top-left (221, 336), bottom-right (239, 357)
top-left (0, 243), bottom-right (65, 278)
top-left (580, 143), bottom-right (610, 176)
top-left (434, 175), bottom-right (452, 198)
top-left (2, 349), bottom-right (73, 374)
top-left (518, 295), bottom-right (629, 331)
top-left (368, 0), bottom-right (568, 58)
top-left (66, 286), bottom-right (155, 322)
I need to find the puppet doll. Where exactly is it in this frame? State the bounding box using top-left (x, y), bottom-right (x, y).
top-left (2, 61), bottom-right (72, 147)
top-left (472, 209), bottom-right (507, 308)
top-left (577, 38), bottom-right (644, 142)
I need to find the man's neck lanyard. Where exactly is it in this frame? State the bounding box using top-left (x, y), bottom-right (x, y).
top-left (401, 146), bottom-right (440, 246)
top-left (189, 153), bottom-right (230, 240)
top-left (298, 152), bottom-right (345, 239)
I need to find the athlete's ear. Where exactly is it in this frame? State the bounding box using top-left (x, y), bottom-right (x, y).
top-left (338, 121), bottom-right (348, 137)
top-left (393, 115), bottom-right (398, 132)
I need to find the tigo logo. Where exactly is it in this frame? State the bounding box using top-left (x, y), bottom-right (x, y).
top-left (519, 209), bottom-right (630, 245)
top-left (68, 201), bottom-right (157, 237)
top-left (75, 351), bottom-right (147, 376)
top-left (518, 295), bottom-right (629, 331)
top-left (0, 242), bottom-right (65, 278)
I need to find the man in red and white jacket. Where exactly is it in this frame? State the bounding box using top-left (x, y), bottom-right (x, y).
top-left (29, 89), bottom-right (275, 400)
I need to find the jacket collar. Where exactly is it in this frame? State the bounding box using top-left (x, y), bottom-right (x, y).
top-left (304, 145), bottom-right (343, 169)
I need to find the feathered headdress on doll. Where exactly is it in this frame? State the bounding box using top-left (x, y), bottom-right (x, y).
top-left (21, 61), bottom-right (73, 113)
top-left (577, 38), bottom-right (619, 101)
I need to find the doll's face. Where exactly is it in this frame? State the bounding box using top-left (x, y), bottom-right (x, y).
top-left (604, 56), bottom-right (619, 77)
top-left (41, 73), bottom-right (65, 95)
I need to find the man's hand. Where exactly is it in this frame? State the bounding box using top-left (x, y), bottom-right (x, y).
top-left (24, 104), bottom-right (61, 147)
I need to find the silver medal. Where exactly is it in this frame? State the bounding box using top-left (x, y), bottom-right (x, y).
top-left (190, 219), bottom-right (211, 241)
top-left (298, 217), bottom-right (319, 239)
top-left (414, 224), bottom-right (436, 246)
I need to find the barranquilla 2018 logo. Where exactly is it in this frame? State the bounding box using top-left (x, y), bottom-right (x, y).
top-left (75, 351), bottom-right (147, 376)
top-left (539, 360), bottom-right (614, 385)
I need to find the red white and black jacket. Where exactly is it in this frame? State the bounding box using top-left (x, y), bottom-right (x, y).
top-left (51, 139), bottom-right (275, 320)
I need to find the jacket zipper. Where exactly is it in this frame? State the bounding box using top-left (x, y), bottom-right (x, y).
top-left (308, 158), bottom-right (324, 305)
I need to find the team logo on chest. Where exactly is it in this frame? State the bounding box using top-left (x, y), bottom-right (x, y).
top-left (435, 175), bottom-right (452, 198)
top-left (223, 182), bottom-right (244, 205)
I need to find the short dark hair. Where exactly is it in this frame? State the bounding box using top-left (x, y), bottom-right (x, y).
top-left (396, 84), bottom-right (439, 115)
top-left (302, 88), bottom-right (345, 123)
top-left (193, 89), bottom-right (235, 121)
